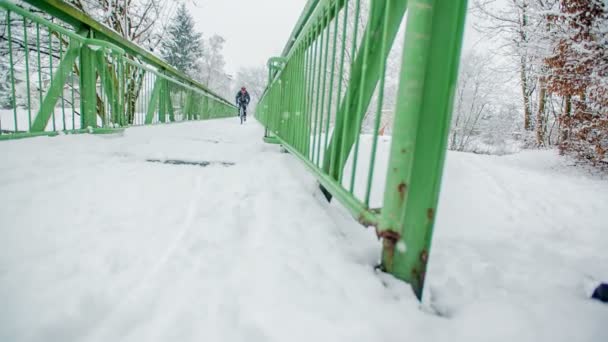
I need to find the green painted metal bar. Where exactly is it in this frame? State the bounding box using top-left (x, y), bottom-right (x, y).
top-left (185, 90), bottom-right (193, 120)
top-left (31, 40), bottom-right (81, 132)
top-left (7, 10), bottom-right (18, 131)
top-left (59, 33), bottom-right (67, 130)
top-left (274, 133), bottom-right (379, 228)
top-left (364, 0), bottom-right (392, 206)
top-left (297, 39), bottom-right (311, 155)
top-left (70, 54), bottom-right (76, 129)
top-left (280, 0), bottom-right (320, 57)
top-left (19, 0), bottom-right (233, 108)
top-left (303, 35), bottom-right (316, 158)
top-left (323, 0), bottom-right (408, 180)
top-left (285, 0), bottom-right (345, 60)
top-left (337, 0), bottom-right (361, 184)
top-left (167, 82), bottom-right (175, 122)
top-left (296, 44), bottom-right (308, 154)
top-left (378, 0), bottom-right (468, 300)
top-left (349, 0), bottom-right (379, 195)
top-left (23, 17), bottom-right (33, 129)
top-left (145, 77), bottom-right (163, 124)
top-left (256, 0), bottom-right (469, 300)
top-left (284, 60), bottom-right (295, 143)
top-left (315, 11), bottom-right (332, 167)
top-left (287, 50), bottom-right (301, 146)
top-left (310, 24), bottom-right (325, 163)
top-left (35, 22), bottom-right (43, 109)
top-left (48, 21), bottom-right (56, 131)
top-left (116, 54), bottom-right (125, 126)
top-left (293, 49), bottom-right (304, 146)
top-left (96, 50), bottom-right (120, 126)
top-left (1, 0), bottom-right (236, 140)
top-left (290, 49), bottom-right (301, 150)
top-left (321, 1), bottom-right (340, 170)
top-left (158, 78), bottom-right (166, 123)
top-left (328, 0), bottom-right (349, 178)
top-left (79, 43), bottom-right (97, 129)
top-left (1, 0), bottom-right (84, 41)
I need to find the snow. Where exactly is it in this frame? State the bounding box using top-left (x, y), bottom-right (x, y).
top-left (0, 119), bottom-right (607, 342)
top-left (0, 108), bottom-right (187, 133)
top-left (0, 108), bottom-right (82, 132)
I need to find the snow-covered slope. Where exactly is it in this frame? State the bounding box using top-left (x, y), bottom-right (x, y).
top-left (0, 119), bottom-right (606, 341)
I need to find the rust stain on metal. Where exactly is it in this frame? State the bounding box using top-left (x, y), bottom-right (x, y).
top-left (357, 215), bottom-right (376, 227)
top-left (411, 268), bottom-right (426, 289)
top-left (420, 250), bottom-right (428, 263)
top-left (379, 229), bottom-right (401, 271)
top-left (426, 208), bottom-right (435, 222)
top-left (378, 229), bottom-right (401, 242)
top-left (419, 270), bottom-right (426, 287)
top-left (397, 182), bottom-right (407, 201)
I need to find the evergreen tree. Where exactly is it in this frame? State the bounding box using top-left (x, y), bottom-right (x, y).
top-left (160, 4), bottom-right (203, 76)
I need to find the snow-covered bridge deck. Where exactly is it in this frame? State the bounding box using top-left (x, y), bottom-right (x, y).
top-left (1, 119), bottom-right (607, 342)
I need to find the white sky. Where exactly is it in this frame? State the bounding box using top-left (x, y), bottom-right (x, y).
top-left (184, 1), bottom-right (486, 78)
top-left (187, 0), bottom-right (309, 76)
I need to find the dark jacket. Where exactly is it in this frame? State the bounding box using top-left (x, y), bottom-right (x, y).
top-left (236, 90), bottom-right (250, 107)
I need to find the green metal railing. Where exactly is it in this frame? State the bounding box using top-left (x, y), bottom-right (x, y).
top-left (256, 0), bottom-right (467, 299)
top-left (0, 0), bottom-right (235, 140)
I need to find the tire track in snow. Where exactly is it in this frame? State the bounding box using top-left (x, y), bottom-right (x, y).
top-left (84, 175), bottom-right (203, 342)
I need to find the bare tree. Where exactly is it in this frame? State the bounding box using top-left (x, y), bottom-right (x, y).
top-left (450, 52), bottom-right (500, 152)
top-left (473, 0), bottom-right (539, 132)
top-left (66, 0), bottom-right (186, 123)
top-left (196, 34), bottom-right (230, 98)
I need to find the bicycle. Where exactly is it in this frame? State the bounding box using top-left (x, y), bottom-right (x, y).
top-left (238, 104), bottom-right (247, 124)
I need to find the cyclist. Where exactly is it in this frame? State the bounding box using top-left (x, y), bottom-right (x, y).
top-left (235, 86), bottom-right (251, 123)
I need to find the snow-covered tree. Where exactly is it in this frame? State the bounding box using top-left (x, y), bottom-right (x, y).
top-left (545, 0), bottom-right (608, 163)
top-left (160, 3), bottom-right (203, 76)
top-left (196, 34), bottom-right (230, 97)
top-left (449, 52), bottom-right (516, 152)
top-left (472, 0), bottom-right (541, 133)
top-left (66, 0), bottom-right (184, 50)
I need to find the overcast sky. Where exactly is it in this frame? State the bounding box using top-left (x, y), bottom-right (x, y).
top-left (184, 1), bottom-right (484, 78)
top-left (187, 0), bottom-right (308, 77)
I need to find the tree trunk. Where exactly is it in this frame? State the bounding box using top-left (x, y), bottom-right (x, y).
top-left (536, 77), bottom-right (547, 146)
top-left (518, 0), bottom-right (532, 131)
top-left (559, 95), bottom-right (571, 154)
top-left (520, 56), bottom-right (532, 131)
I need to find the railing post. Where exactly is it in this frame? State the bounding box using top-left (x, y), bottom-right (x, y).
top-left (166, 80), bottom-right (175, 122)
top-left (184, 90), bottom-right (193, 120)
top-left (263, 57), bottom-right (287, 141)
top-left (96, 49), bottom-right (121, 127)
top-left (378, 0), bottom-right (468, 300)
top-left (145, 76), bottom-right (162, 124)
top-left (80, 42), bottom-right (98, 129)
top-left (158, 77), bottom-right (166, 123)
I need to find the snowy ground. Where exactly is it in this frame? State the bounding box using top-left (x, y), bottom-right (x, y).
top-left (0, 108), bottom-right (189, 133)
top-left (0, 108), bottom-right (82, 132)
top-left (0, 119), bottom-right (606, 342)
